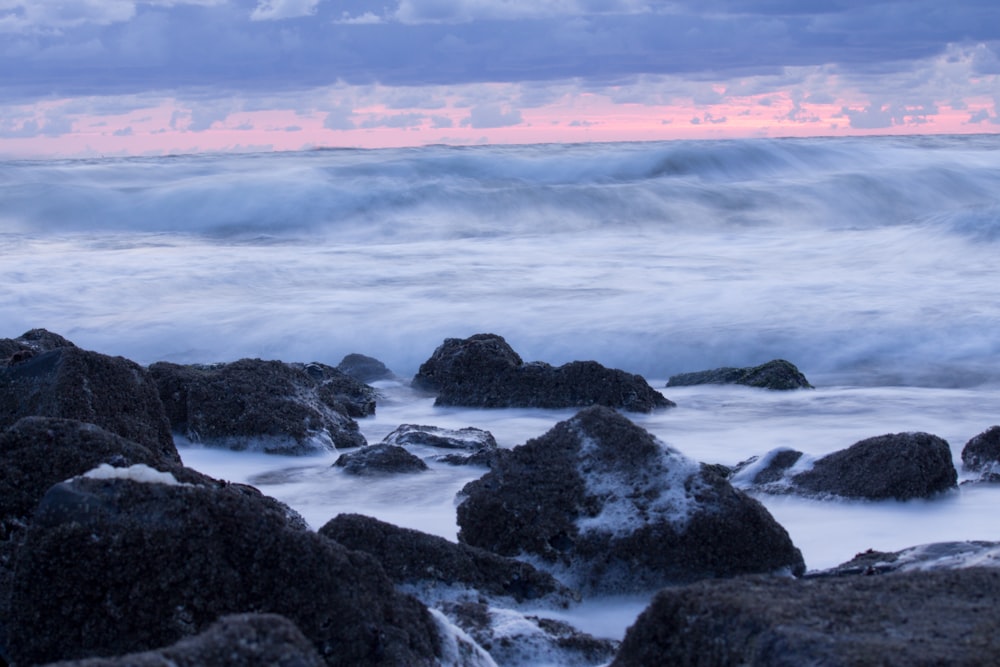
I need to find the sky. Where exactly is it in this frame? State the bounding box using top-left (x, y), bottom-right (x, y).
top-left (1, 0), bottom-right (999, 158)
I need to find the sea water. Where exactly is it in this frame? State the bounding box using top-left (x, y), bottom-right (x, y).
top-left (3, 134), bottom-right (1000, 646)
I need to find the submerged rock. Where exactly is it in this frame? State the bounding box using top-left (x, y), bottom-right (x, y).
top-left (149, 359), bottom-right (370, 454)
top-left (666, 359), bottom-right (813, 390)
top-left (961, 425), bottom-right (1000, 482)
top-left (0, 342), bottom-right (177, 463)
top-left (412, 334), bottom-right (673, 413)
top-left (8, 474), bottom-right (440, 666)
top-left (337, 353), bottom-right (395, 383)
top-left (611, 568), bottom-right (1000, 667)
top-left (334, 444), bottom-right (429, 475)
top-left (456, 406), bottom-right (804, 593)
top-left (40, 613), bottom-right (325, 667)
top-left (382, 424), bottom-right (498, 452)
top-left (814, 541), bottom-right (1000, 577)
top-left (791, 432), bottom-right (957, 501)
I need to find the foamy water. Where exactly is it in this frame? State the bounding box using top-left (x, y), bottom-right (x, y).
top-left (4, 134), bottom-right (1000, 651)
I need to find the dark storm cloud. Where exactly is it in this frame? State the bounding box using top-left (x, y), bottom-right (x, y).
top-left (1, 0), bottom-right (998, 101)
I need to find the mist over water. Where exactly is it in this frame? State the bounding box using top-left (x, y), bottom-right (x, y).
top-left (5, 135), bottom-right (1000, 651)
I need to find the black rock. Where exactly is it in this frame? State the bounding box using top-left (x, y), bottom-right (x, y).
top-left (667, 359), bottom-right (813, 390)
top-left (0, 417), bottom-right (206, 526)
top-left (334, 445), bottom-right (429, 475)
top-left (149, 359), bottom-right (369, 454)
top-left (791, 432), bottom-right (957, 501)
top-left (961, 426), bottom-right (1000, 482)
top-left (337, 353), bottom-right (395, 383)
top-left (612, 569), bottom-right (1000, 667)
top-left (412, 333), bottom-right (673, 412)
top-left (730, 448), bottom-right (805, 488)
top-left (39, 613), bottom-right (325, 667)
top-left (0, 344), bottom-right (178, 463)
top-left (382, 424), bottom-right (498, 451)
top-left (7, 475), bottom-right (440, 666)
top-left (812, 541), bottom-right (1000, 577)
top-left (456, 406), bottom-right (804, 593)
top-left (319, 513), bottom-right (575, 606)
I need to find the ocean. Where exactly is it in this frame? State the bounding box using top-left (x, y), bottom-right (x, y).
top-left (3, 134), bottom-right (1000, 653)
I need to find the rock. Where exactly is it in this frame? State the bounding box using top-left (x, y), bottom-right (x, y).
top-left (0, 345), bottom-right (178, 463)
top-left (412, 334), bottom-right (673, 413)
top-left (0, 417), bottom-right (206, 526)
top-left (7, 474), bottom-right (440, 666)
top-left (437, 447), bottom-right (509, 468)
top-left (383, 424), bottom-right (498, 451)
top-left (666, 359), bottom-right (813, 390)
top-left (730, 447), bottom-right (806, 489)
top-left (813, 541), bottom-right (1000, 577)
top-left (961, 426), bottom-right (1000, 482)
top-left (791, 432), bottom-right (957, 501)
top-left (1, 328), bottom-right (77, 363)
top-left (291, 362), bottom-right (378, 418)
top-left (337, 353), bottom-right (395, 383)
top-left (38, 613), bottom-right (325, 667)
top-left (611, 568), bottom-right (1000, 667)
top-left (148, 359), bottom-right (369, 454)
top-left (334, 445), bottom-right (429, 475)
top-left (456, 406), bottom-right (804, 594)
top-left (319, 513), bottom-right (575, 607)
top-left (439, 600), bottom-right (618, 667)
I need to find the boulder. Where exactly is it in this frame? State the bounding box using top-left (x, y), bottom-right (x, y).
top-left (412, 334), bottom-right (673, 413)
top-left (961, 426), bottom-right (1000, 482)
top-left (39, 613), bottom-right (325, 667)
top-left (337, 353), bottom-right (395, 383)
top-left (148, 359), bottom-right (369, 454)
top-left (382, 424), bottom-right (498, 452)
top-left (334, 445), bottom-right (429, 475)
top-left (319, 513), bottom-right (575, 606)
top-left (611, 568), bottom-right (1000, 667)
top-left (729, 447), bottom-right (806, 489)
top-left (456, 406), bottom-right (804, 593)
top-left (666, 359), bottom-right (813, 390)
top-left (0, 417), bottom-right (205, 526)
top-left (1, 328), bottom-right (77, 362)
top-left (7, 473), bottom-right (440, 666)
top-left (791, 432), bottom-right (957, 501)
top-left (0, 344), bottom-right (177, 463)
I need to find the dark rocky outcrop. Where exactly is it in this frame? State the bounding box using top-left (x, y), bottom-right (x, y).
top-left (0, 340), bottom-right (177, 463)
top-left (149, 359), bottom-right (370, 454)
top-left (337, 353), bottom-right (395, 383)
top-left (319, 513), bottom-right (575, 606)
top-left (1, 328), bottom-right (77, 363)
top-left (0, 417), bottom-right (205, 526)
top-left (791, 432), bottom-right (957, 501)
top-left (961, 425), bottom-right (1000, 482)
top-left (382, 423), bottom-right (498, 451)
top-left (666, 359), bottom-right (813, 390)
top-left (611, 568), bottom-right (1000, 667)
top-left (7, 474), bottom-right (440, 666)
top-left (334, 445), bottom-right (429, 475)
top-left (412, 334), bottom-right (673, 413)
top-left (40, 613), bottom-right (325, 667)
top-left (456, 406), bottom-right (804, 593)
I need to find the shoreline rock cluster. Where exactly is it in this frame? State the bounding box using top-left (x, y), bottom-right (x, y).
top-left (3, 329), bottom-right (1000, 666)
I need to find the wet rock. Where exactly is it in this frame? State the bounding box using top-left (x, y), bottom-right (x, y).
top-left (319, 513), bottom-right (575, 607)
top-left (39, 613), bottom-right (325, 667)
top-left (337, 353), bottom-right (395, 383)
top-left (611, 568), bottom-right (1000, 667)
top-left (7, 474), bottom-right (440, 666)
top-left (149, 359), bottom-right (369, 454)
top-left (412, 334), bottom-right (673, 413)
top-left (729, 448), bottom-right (806, 489)
top-left (0, 328), bottom-right (77, 363)
top-left (791, 432), bottom-right (957, 501)
top-left (437, 447), bottom-right (510, 468)
top-left (440, 600), bottom-right (618, 667)
top-left (456, 406), bottom-right (804, 594)
top-left (813, 541), bottom-right (1000, 577)
top-left (0, 417), bottom-right (205, 526)
top-left (666, 359), bottom-right (813, 390)
top-left (961, 426), bottom-right (1000, 482)
top-left (383, 424), bottom-right (498, 452)
top-left (0, 345), bottom-right (177, 463)
top-left (334, 445), bottom-right (429, 475)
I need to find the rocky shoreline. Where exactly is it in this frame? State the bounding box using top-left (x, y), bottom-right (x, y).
top-left (3, 329), bottom-right (1000, 666)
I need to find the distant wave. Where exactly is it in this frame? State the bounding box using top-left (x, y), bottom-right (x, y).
top-left (2, 135), bottom-right (999, 242)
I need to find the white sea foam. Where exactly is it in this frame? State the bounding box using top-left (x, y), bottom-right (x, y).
top-left (80, 463), bottom-right (188, 486)
top-left (428, 608), bottom-right (498, 667)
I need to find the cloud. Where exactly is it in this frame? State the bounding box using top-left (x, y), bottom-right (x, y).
top-left (250, 0), bottom-right (319, 21)
top-left (461, 104), bottom-right (524, 128)
top-left (840, 102), bottom-right (940, 129)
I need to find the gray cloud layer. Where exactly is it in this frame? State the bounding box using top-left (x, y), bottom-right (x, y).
top-left (2, 0), bottom-right (998, 102)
